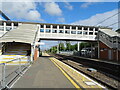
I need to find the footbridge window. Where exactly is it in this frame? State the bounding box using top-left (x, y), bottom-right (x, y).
top-left (65, 30), bottom-right (70, 34)
top-left (72, 26), bottom-right (76, 30)
top-left (89, 32), bottom-right (93, 35)
top-left (46, 29), bottom-right (51, 33)
top-left (40, 29), bottom-right (44, 32)
top-left (77, 31), bottom-right (82, 34)
top-left (52, 30), bottom-right (57, 33)
top-left (71, 31), bottom-right (76, 34)
top-left (78, 26), bottom-right (82, 30)
top-left (84, 27), bottom-right (88, 31)
top-left (89, 28), bottom-right (93, 31)
top-left (83, 32), bottom-right (88, 35)
top-left (59, 30), bottom-right (64, 33)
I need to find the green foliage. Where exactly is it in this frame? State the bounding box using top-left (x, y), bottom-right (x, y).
top-left (49, 46), bottom-right (57, 53)
top-left (59, 43), bottom-right (65, 51)
top-left (66, 42), bottom-right (71, 51)
top-left (46, 42), bottom-right (93, 53)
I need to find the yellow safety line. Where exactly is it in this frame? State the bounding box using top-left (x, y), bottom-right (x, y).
top-left (3, 58), bottom-right (15, 59)
top-left (0, 61), bottom-right (27, 64)
top-left (50, 58), bottom-right (81, 90)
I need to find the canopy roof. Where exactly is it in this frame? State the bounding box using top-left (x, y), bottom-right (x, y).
top-left (0, 24), bottom-right (38, 44)
top-left (100, 29), bottom-right (120, 38)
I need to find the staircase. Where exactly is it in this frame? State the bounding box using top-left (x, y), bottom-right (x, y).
top-left (98, 29), bottom-right (120, 50)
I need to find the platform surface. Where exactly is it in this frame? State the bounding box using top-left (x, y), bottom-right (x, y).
top-left (12, 56), bottom-right (75, 88)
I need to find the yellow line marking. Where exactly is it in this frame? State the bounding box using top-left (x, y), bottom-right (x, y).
top-left (50, 58), bottom-right (81, 89)
top-left (0, 61), bottom-right (27, 64)
top-left (5, 55), bottom-right (17, 56)
top-left (3, 58), bottom-right (15, 59)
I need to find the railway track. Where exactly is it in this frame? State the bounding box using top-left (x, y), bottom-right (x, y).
top-left (50, 53), bottom-right (120, 89)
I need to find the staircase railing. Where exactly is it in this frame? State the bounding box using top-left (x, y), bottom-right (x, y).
top-left (98, 30), bottom-right (120, 50)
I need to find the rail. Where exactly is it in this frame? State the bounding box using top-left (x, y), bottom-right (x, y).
top-left (0, 56), bottom-right (31, 89)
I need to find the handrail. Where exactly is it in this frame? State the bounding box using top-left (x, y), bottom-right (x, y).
top-left (0, 56), bottom-right (31, 89)
top-left (98, 30), bottom-right (120, 50)
top-left (0, 56), bottom-right (26, 65)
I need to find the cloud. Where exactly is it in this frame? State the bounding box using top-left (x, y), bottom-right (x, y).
top-left (64, 2), bottom-right (73, 10)
top-left (57, 17), bottom-right (65, 23)
top-left (44, 2), bottom-right (62, 16)
top-left (81, 2), bottom-right (93, 8)
top-left (71, 9), bottom-right (118, 30)
top-left (1, 2), bottom-right (44, 21)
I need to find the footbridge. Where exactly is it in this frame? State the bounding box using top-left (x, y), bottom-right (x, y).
top-left (0, 21), bottom-right (120, 61)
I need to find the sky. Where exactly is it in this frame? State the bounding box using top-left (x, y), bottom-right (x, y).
top-left (0, 1), bottom-right (119, 50)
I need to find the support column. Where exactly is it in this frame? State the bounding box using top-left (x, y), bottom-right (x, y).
top-left (11, 23), bottom-right (14, 30)
top-left (70, 26), bottom-right (72, 35)
top-left (76, 27), bottom-right (78, 35)
top-left (98, 41), bottom-right (100, 59)
top-left (57, 25), bottom-right (59, 34)
top-left (57, 41), bottom-right (59, 54)
top-left (31, 45), bottom-right (34, 62)
top-left (50, 25), bottom-right (53, 34)
top-left (44, 24), bottom-right (46, 34)
top-left (88, 27), bottom-right (90, 35)
top-left (63, 26), bottom-right (65, 35)
top-left (93, 28), bottom-right (95, 35)
top-left (82, 27), bottom-right (84, 36)
top-left (77, 42), bottom-right (80, 51)
top-left (4, 22), bottom-right (6, 33)
top-left (91, 42), bottom-right (93, 58)
top-left (116, 37), bottom-right (118, 61)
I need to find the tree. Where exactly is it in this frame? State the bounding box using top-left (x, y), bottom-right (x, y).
top-left (50, 46), bottom-right (57, 53)
top-left (59, 43), bottom-right (65, 51)
top-left (66, 42), bottom-right (71, 51)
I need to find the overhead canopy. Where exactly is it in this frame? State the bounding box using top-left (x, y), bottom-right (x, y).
top-left (100, 29), bottom-right (120, 38)
top-left (0, 24), bottom-right (38, 44)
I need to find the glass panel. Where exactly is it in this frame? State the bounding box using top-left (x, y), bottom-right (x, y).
top-left (83, 32), bottom-right (87, 35)
top-left (40, 29), bottom-right (44, 32)
top-left (89, 32), bottom-right (93, 35)
top-left (71, 31), bottom-right (76, 34)
top-left (65, 30), bottom-right (70, 34)
top-left (59, 30), bottom-right (64, 33)
top-left (77, 31), bottom-right (82, 34)
top-left (46, 29), bottom-right (51, 33)
top-left (52, 30), bottom-right (57, 33)
top-left (6, 27), bottom-right (12, 31)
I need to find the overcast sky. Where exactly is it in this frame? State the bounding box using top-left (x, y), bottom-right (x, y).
top-left (0, 1), bottom-right (119, 50)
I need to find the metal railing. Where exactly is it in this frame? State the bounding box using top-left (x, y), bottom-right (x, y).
top-left (0, 56), bottom-right (31, 89)
top-left (98, 30), bottom-right (120, 50)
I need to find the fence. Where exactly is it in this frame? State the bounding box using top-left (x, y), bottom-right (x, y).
top-left (0, 56), bottom-right (31, 89)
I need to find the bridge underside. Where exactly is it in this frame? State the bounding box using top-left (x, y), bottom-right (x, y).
top-left (39, 38), bottom-right (97, 42)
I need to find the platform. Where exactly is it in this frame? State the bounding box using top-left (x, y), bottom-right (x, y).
top-left (12, 56), bottom-right (75, 88)
top-left (11, 53), bottom-right (106, 89)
